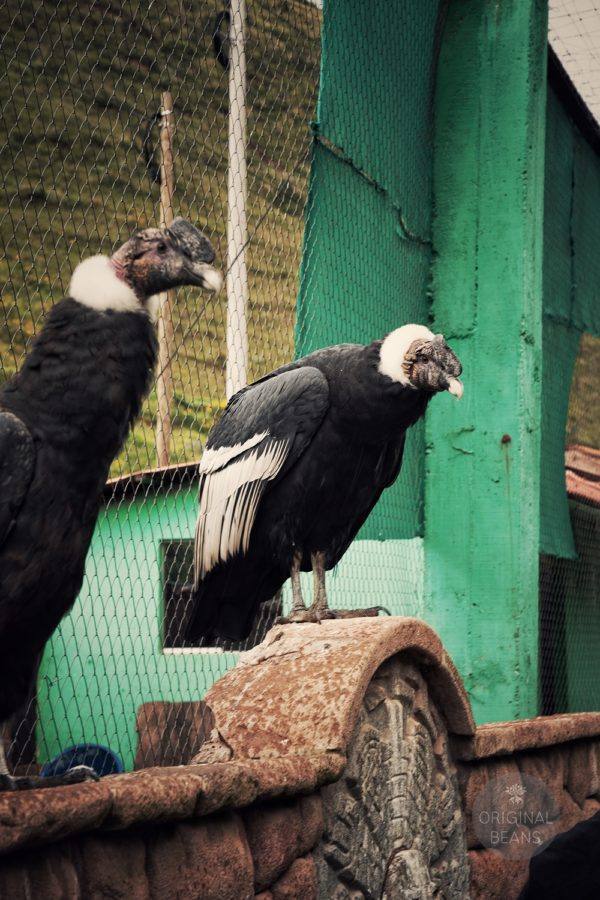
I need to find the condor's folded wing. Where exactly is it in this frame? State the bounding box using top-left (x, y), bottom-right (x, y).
top-left (193, 366), bottom-right (329, 585)
top-left (0, 411), bottom-right (35, 549)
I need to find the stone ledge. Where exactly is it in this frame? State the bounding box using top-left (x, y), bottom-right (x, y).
top-left (452, 712), bottom-right (600, 761)
top-left (204, 616), bottom-right (476, 762)
top-left (0, 752), bottom-right (344, 856)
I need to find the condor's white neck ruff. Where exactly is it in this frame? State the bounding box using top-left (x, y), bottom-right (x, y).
top-left (378, 324), bottom-right (435, 386)
top-left (69, 255), bottom-right (141, 315)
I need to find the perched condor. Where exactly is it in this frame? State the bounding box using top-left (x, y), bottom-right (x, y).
top-left (187, 324), bottom-right (463, 643)
top-left (0, 218), bottom-right (221, 790)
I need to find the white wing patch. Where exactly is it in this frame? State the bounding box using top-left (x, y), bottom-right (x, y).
top-left (194, 437), bottom-right (289, 582)
top-left (199, 432), bottom-right (268, 473)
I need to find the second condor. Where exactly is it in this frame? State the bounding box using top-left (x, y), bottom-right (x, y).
top-left (0, 217), bottom-right (221, 790)
top-left (187, 324), bottom-right (463, 643)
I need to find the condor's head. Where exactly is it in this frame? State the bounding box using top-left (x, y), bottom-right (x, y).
top-left (69, 217), bottom-right (222, 319)
top-left (378, 324), bottom-right (464, 399)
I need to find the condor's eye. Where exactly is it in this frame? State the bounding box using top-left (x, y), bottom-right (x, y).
top-left (157, 242), bottom-right (167, 254)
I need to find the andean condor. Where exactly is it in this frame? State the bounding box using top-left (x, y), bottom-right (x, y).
top-left (0, 218), bottom-right (221, 790)
top-left (186, 324), bottom-right (463, 643)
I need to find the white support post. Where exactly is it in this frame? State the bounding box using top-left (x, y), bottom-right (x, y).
top-left (225, 0), bottom-right (249, 399)
top-left (156, 91), bottom-right (175, 467)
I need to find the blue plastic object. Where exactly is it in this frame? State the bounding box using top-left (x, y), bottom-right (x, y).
top-left (40, 743), bottom-right (123, 778)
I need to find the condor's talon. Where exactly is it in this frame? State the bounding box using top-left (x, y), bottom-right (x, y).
top-left (275, 608), bottom-right (321, 625)
top-left (0, 764), bottom-right (100, 792)
top-left (58, 764), bottom-right (100, 785)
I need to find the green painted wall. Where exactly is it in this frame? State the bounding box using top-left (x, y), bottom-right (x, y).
top-left (37, 488), bottom-right (235, 771)
top-left (38, 488), bottom-right (424, 770)
top-left (426, 0), bottom-right (548, 723)
top-left (562, 500), bottom-right (600, 711)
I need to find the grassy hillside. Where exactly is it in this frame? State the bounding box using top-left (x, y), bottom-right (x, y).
top-left (0, 0), bottom-right (321, 475)
top-left (568, 333), bottom-right (600, 450)
top-left (1, 0), bottom-right (598, 481)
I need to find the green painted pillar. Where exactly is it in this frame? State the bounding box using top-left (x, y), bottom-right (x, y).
top-left (425, 0), bottom-right (548, 723)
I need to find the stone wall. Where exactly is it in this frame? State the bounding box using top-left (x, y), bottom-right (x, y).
top-left (453, 715), bottom-right (600, 900)
top-left (1, 618), bottom-right (600, 899)
top-left (0, 793), bottom-right (324, 899)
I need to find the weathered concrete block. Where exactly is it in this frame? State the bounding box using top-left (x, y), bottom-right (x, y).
top-left (458, 758), bottom-right (523, 850)
top-left (0, 841), bottom-right (81, 900)
top-left (468, 849), bottom-right (529, 900)
top-left (145, 815), bottom-right (254, 900)
top-left (582, 797), bottom-right (600, 818)
top-left (270, 856), bottom-right (317, 900)
top-left (103, 768), bottom-right (203, 830)
top-left (566, 742), bottom-right (596, 807)
top-left (79, 831), bottom-right (148, 899)
top-left (298, 795), bottom-right (324, 852)
top-left (244, 801), bottom-right (301, 890)
top-left (517, 747), bottom-right (566, 803)
top-left (0, 780), bottom-right (111, 855)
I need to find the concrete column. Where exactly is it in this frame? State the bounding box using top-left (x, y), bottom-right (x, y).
top-left (425, 0), bottom-right (549, 722)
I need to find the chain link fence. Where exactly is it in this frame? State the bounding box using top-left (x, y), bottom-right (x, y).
top-left (2, 0), bottom-right (322, 774)
top-left (2, 0), bottom-right (442, 776)
top-left (2, 0), bottom-right (599, 778)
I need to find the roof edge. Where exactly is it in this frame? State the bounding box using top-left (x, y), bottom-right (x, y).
top-left (103, 459), bottom-right (200, 503)
top-left (548, 44), bottom-right (600, 157)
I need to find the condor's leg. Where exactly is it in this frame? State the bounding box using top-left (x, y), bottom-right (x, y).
top-left (310, 551), bottom-right (329, 617)
top-left (277, 551), bottom-right (328, 624)
top-left (277, 549), bottom-right (390, 626)
top-left (309, 551), bottom-right (391, 622)
top-left (276, 550), bottom-right (317, 624)
top-left (290, 549), bottom-right (305, 616)
top-left (0, 729), bottom-right (9, 781)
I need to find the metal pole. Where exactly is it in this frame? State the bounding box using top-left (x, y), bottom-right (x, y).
top-left (225, 0), bottom-right (249, 399)
top-left (156, 91), bottom-right (175, 467)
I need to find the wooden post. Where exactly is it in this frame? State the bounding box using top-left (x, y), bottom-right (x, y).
top-left (156, 91), bottom-right (175, 468)
top-left (225, 0), bottom-right (249, 399)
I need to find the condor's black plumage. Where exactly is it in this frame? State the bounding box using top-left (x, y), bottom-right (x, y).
top-left (0, 218), bottom-right (221, 790)
top-left (187, 324), bottom-right (463, 643)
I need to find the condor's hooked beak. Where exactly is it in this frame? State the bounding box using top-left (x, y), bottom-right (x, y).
top-left (447, 377), bottom-right (464, 400)
top-left (168, 217), bottom-right (223, 293)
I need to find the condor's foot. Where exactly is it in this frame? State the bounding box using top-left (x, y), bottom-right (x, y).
top-left (275, 605), bottom-right (389, 625)
top-left (275, 606), bottom-right (331, 625)
top-left (325, 606), bottom-right (391, 619)
top-left (0, 765), bottom-right (100, 792)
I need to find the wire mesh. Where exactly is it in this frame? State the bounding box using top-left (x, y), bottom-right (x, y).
top-left (1, 0), bottom-right (451, 776)
top-left (540, 4), bottom-right (600, 715)
top-left (2, 0), bottom-right (599, 781)
top-left (540, 337), bottom-right (600, 716)
top-left (1, 0), bottom-right (322, 773)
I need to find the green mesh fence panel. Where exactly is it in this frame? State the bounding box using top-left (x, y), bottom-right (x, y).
top-left (539, 79), bottom-right (600, 714)
top-left (297, 0), bottom-right (444, 545)
top-left (541, 86), bottom-right (600, 558)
